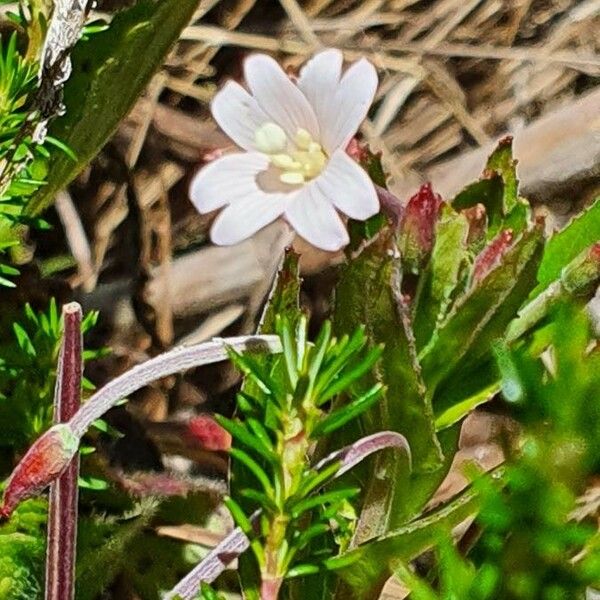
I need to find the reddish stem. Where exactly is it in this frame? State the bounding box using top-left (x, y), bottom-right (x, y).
top-left (45, 303), bottom-right (83, 600)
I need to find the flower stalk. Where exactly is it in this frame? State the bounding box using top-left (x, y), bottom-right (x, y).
top-left (0, 333), bottom-right (282, 516)
top-left (45, 302), bottom-right (83, 600)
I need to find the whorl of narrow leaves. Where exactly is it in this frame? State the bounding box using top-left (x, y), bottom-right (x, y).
top-left (208, 318), bottom-right (409, 598)
top-left (165, 432), bottom-right (410, 599)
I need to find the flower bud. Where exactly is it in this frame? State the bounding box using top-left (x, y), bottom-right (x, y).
top-left (399, 183), bottom-right (443, 273)
top-left (186, 415), bottom-right (232, 451)
top-left (0, 424), bottom-right (79, 519)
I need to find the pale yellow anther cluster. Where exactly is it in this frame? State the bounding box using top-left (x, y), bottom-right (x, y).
top-left (255, 122), bottom-right (327, 185)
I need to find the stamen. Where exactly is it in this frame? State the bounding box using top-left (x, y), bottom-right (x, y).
top-left (255, 122), bottom-right (287, 154)
top-left (280, 172), bottom-right (305, 185)
top-left (271, 154), bottom-right (301, 170)
top-left (294, 128), bottom-right (313, 150)
top-left (254, 124), bottom-right (328, 186)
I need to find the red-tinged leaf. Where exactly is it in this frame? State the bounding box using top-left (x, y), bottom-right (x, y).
top-left (46, 303), bottom-right (83, 600)
top-left (399, 183), bottom-right (443, 273)
top-left (0, 424), bottom-right (79, 520)
top-left (472, 229), bottom-right (514, 284)
top-left (186, 415), bottom-right (232, 451)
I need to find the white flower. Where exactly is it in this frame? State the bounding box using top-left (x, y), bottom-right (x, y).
top-left (189, 49), bottom-right (379, 252)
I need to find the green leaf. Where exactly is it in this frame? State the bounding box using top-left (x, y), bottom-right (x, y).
top-left (311, 384), bottom-right (384, 438)
top-left (334, 236), bottom-right (441, 473)
top-left (484, 136), bottom-right (518, 213)
top-left (325, 472), bottom-right (503, 599)
top-left (412, 206), bottom-right (470, 348)
top-left (289, 488), bottom-right (360, 519)
top-left (435, 382), bottom-right (500, 431)
top-left (334, 235), bottom-right (442, 537)
top-left (419, 225), bottom-right (544, 394)
top-left (452, 138), bottom-right (530, 239)
top-left (0, 499), bottom-right (47, 600)
top-left (215, 415), bottom-right (277, 464)
top-left (535, 197), bottom-right (600, 291)
top-left (229, 448), bottom-right (273, 497)
top-left (26, 0), bottom-right (200, 216)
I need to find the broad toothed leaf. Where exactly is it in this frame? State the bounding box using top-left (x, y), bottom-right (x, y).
top-left (334, 233), bottom-right (442, 538)
top-left (535, 197), bottom-right (600, 292)
top-left (419, 225), bottom-right (544, 395)
top-left (412, 205), bottom-right (470, 349)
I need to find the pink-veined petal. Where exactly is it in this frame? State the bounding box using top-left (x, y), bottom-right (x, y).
top-left (189, 153), bottom-right (269, 214)
top-left (313, 149), bottom-right (379, 219)
top-left (297, 48), bottom-right (343, 135)
top-left (211, 81), bottom-right (270, 151)
top-left (244, 54), bottom-right (319, 140)
top-left (210, 192), bottom-right (288, 245)
top-left (322, 58), bottom-right (378, 152)
top-left (285, 186), bottom-right (349, 251)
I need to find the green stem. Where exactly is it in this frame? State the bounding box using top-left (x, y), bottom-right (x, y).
top-left (260, 421), bottom-right (309, 599)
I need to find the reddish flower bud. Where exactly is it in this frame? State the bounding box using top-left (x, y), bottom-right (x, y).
top-left (345, 138), bottom-right (369, 163)
top-left (0, 424), bottom-right (79, 519)
top-left (399, 183), bottom-right (443, 273)
top-left (186, 415), bottom-right (232, 452)
top-left (473, 229), bottom-right (514, 284)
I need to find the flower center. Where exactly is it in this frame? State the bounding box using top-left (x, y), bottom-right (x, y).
top-left (254, 122), bottom-right (327, 185)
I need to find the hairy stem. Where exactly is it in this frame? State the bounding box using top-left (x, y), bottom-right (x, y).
top-left (45, 303), bottom-right (83, 600)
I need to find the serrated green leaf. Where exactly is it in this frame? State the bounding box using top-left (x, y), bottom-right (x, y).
top-left (26, 0), bottom-right (200, 216)
top-left (325, 473), bottom-right (502, 599)
top-left (485, 136), bottom-right (518, 213)
top-left (334, 234), bottom-right (442, 538)
top-left (334, 236), bottom-right (441, 473)
top-left (413, 206), bottom-right (470, 348)
top-left (420, 226), bottom-right (544, 393)
top-left (536, 197), bottom-right (600, 291)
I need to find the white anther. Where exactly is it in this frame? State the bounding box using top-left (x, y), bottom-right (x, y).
top-left (255, 122), bottom-right (287, 154)
top-left (280, 172), bottom-right (305, 185)
top-left (294, 128), bottom-right (313, 150)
